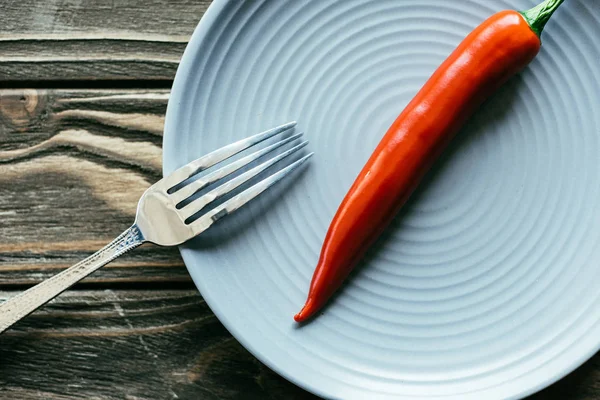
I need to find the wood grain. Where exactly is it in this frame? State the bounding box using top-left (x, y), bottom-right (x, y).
top-left (0, 88), bottom-right (189, 287)
top-left (0, 0), bottom-right (211, 82)
top-left (0, 290), bottom-right (317, 400)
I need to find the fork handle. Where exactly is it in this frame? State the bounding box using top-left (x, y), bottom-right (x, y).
top-left (0, 225), bottom-right (144, 334)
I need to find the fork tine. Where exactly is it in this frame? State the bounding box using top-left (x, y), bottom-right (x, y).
top-left (179, 141), bottom-right (309, 220)
top-left (190, 153), bottom-right (313, 235)
top-left (170, 132), bottom-right (304, 205)
top-left (164, 122), bottom-right (297, 190)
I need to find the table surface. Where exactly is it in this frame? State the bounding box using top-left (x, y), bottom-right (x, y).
top-left (0, 1), bottom-right (598, 399)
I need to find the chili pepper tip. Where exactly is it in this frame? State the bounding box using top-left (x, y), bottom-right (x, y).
top-left (294, 299), bottom-right (316, 323)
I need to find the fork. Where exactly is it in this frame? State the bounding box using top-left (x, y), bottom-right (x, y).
top-left (0, 122), bottom-right (311, 334)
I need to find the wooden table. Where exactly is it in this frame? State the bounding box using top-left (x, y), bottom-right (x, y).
top-left (0, 1), bottom-right (598, 399)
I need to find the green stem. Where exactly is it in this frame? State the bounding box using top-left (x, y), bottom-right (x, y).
top-left (520, 0), bottom-right (565, 37)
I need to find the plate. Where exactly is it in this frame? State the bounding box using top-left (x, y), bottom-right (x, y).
top-left (163, 1), bottom-right (600, 399)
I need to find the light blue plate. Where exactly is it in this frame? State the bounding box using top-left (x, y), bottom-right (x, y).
top-left (163, 1), bottom-right (600, 398)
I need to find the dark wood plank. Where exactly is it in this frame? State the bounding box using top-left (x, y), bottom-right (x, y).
top-left (0, 88), bottom-right (190, 287)
top-left (0, 0), bottom-right (211, 82)
top-left (530, 357), bottom-right (600, 400)
top-left (0, 290), bottom-right (317, 400)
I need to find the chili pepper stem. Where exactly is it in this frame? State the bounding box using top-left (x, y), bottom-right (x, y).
top-left (520, 0), bottom-right (565, 37)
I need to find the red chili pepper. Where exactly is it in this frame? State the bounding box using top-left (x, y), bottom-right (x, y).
top-left (295, 0), bottom-right (564, 323)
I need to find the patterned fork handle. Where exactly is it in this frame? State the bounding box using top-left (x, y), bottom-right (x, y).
top-left (0, 226), bottom-right (144, 334)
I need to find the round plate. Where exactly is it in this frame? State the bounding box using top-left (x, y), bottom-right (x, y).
top-left (163, 1), bottom-right (600, 398)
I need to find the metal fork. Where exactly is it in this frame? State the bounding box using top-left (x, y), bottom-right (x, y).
top-left (0, 122), bottom-right (311, 334)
